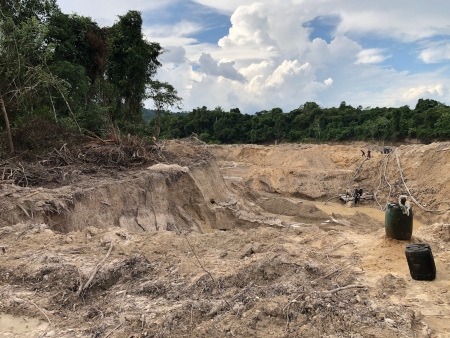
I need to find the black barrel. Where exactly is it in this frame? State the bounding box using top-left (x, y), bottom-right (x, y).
top-left (385, 203), bottom-right (413, 240)
top-left (405, 243), bottom-right (436, 281)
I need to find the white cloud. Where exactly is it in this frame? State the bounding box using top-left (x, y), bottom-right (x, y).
top-left (145, 21), bottom-right (202, 39)
top-left (191, 0), bottom-right (256, 14)
top-left (419, 42), bottom-right (450, 63)
top-left (403, 84), bottom-right (444, 101)
top-left (159, 46), bottom-right (187, 64)
top-left (355, 49), bottom-right (389, 64)
top-left (198, 53), bottom-right (246, 82)
top-left (266, 61), bottom-right (312, 88)
top-left (218, 3), bottom-right (277, 57)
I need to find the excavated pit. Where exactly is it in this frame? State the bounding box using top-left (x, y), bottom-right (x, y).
top-left (0, 140), bottom-right (449, 338)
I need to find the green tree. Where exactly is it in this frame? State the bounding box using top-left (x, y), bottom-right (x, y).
top-left (106, 11), bottom-right (162, 126)
top-left (148, 80), bottom-right (182, 141)
top-left (435, 110), bottom-right (450, 138)
top-left (46, 12), bottom-right (108, 134)
top-left (0, 4), bottom-right (69, 152)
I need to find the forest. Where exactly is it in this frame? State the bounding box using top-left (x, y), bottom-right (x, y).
top-left (1, 0), bottom-right (450, 157)
top-left (149, 99), bottom-right (450, 144)
top-left (0, 0), bottom-right (179, 155)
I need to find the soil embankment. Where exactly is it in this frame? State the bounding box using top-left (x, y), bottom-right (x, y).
top-left (0, 140), bottom-right (449, 337)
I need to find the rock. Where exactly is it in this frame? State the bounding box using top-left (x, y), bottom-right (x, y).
top-left (240, 243), bottom-right (254, 258)
top-left (385, 318), bottom-right (395, 326)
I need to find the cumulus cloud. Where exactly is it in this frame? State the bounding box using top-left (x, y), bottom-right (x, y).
top-left (218, 3), bottom-right (278, 60)
top-left (403, 84), bottom-right (444, 101)
top-left (266, 61), bottom-right (312, 88)
top-left (198, 54), bottom-right (246, 82)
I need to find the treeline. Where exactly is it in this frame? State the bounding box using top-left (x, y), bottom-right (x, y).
top-left (150, 99), bottom-right (450, 144)
top-left (0, 0), bottom-right (179, 154)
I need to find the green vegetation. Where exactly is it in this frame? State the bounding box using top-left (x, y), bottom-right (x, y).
top-left (0, 0), bottom-right (180, 154)
top-left (150, 99), bottom-right (450, 144)
top-left (1, 1), bottom-right (449, 156)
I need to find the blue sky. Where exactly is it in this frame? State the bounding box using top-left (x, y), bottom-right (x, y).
top-left (57, 0), bottom-right (450, 114)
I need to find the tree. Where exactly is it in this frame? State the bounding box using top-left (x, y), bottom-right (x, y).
top-left (148, 80), bottom-right (182, 141)
top-left (415, 98), bottom-right (440, 112)
top-left (106, 11), bottom-right (162, 125)
top-left (45, 12), bottom-right (109, 134)
top-left (0, 5), bottom-right (67, 153)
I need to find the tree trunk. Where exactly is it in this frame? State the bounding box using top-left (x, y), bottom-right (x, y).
top-left (0, 96), bottom-right (14, 153)
top-left (155, 109), bottom-right (161, 142)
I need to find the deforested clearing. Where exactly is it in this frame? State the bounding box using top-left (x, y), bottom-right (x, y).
top-left (1, 140), bottom-right (449, 337)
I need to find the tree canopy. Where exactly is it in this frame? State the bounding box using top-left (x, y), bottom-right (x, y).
top-left (0, 1), bottom-right (172, 154)
top-left (149, 99), bottom-right (450, 145)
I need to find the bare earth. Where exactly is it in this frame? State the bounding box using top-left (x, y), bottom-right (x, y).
top-left (0, 140), bottom-right (450, 338)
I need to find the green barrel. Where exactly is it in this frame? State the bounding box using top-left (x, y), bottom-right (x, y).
top-left (385, 203), bottom-right (413, 240)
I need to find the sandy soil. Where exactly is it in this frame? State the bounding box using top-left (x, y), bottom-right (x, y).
top-left (0, 140), bottom-right (449, 337)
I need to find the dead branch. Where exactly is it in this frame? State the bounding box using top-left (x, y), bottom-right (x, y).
top-left (321, 284), bottom-right (366, 294)
top-left (14, 297), bottom-right (51, 324)
top-left (19, 162), bottom-right (28, 187)
top-left (19, 191), bottom-right (40, 200)
top-left (104, 322), bottom-right (123, 338)
top-left (78, 241), bottom-right (113, 296)
top-left (16, 203), bottom-right (31, 218)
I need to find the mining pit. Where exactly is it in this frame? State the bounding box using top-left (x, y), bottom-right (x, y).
top-left (1, 140), bottom-right (450, 337)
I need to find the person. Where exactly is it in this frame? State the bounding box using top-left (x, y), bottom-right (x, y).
top-left (367, 150), bottom-right (371, 158)
top-left (398, 195), bottom-right (411, 216)
top-left (361, 150), bottom-right (365, 157)
top-left (354, 188), bottom-right (360, 205)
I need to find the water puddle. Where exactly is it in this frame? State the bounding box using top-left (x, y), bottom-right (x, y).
top-left (0, 313), bottom-right (47, 336)
top-left (312, 201), bottom-right (424, 229)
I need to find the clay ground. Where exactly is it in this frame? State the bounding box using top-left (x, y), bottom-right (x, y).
top-left (0, 141), bottom-right (450, 337)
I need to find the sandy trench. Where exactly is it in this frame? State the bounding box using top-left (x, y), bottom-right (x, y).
top-left (0, 141), bottom-right (449, 337)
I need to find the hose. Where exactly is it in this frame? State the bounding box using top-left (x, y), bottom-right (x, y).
top-left (324, 195), bottom-right (340, 205)
top-left (374, 150), bottom-right (394, 211)
top-left (346, 157), bottom-right (369, 191)
top-left (394, 148), bottom-right (450, 214)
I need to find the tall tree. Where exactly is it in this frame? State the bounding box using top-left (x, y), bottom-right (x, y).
top-left (0, 3), bottom-right (64, 152)
top-left (148, 80), bottom-right (182, 141)
top-left (45, 12), bottom-right (108, 134)
top-left (106, 11), bottom-right (162, 125)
